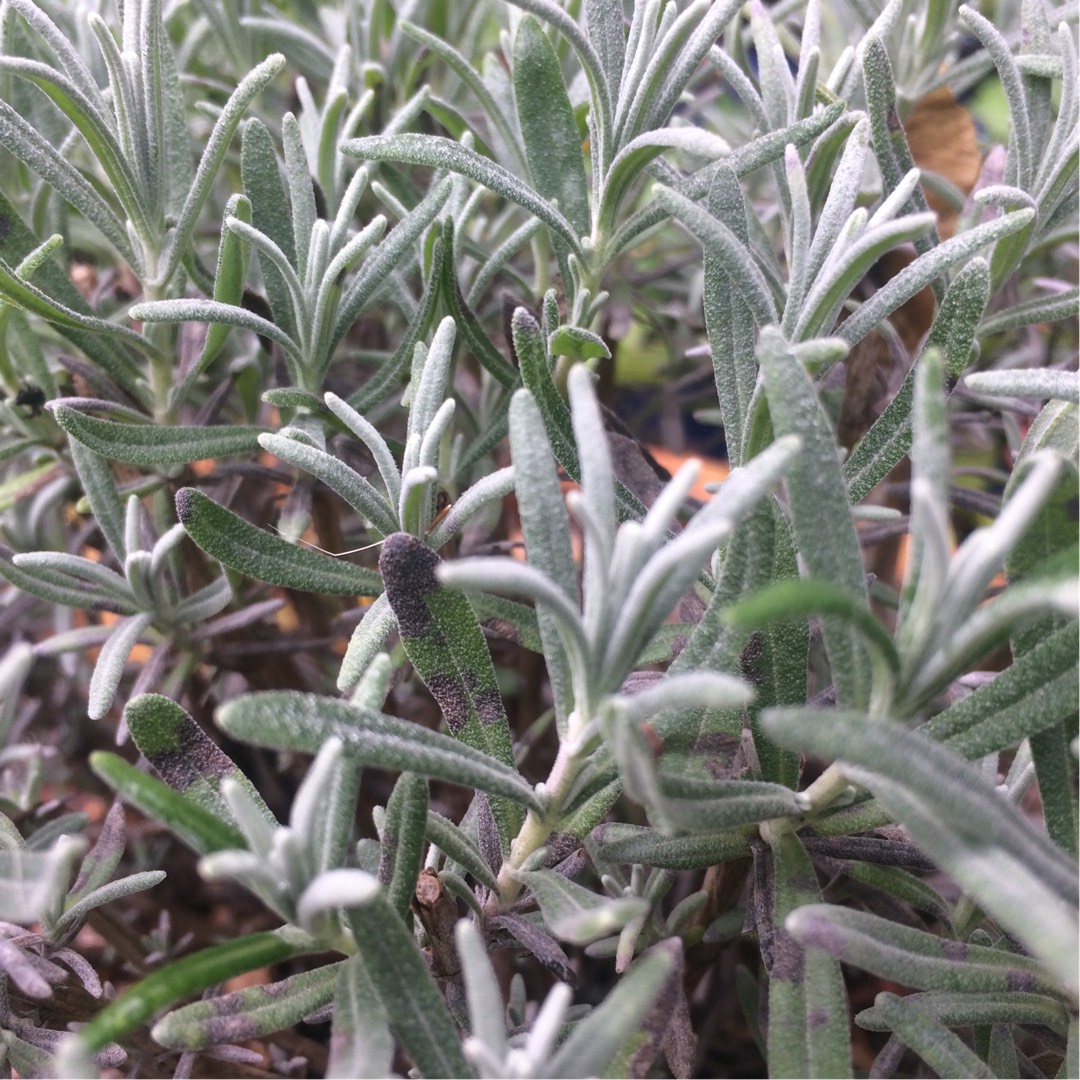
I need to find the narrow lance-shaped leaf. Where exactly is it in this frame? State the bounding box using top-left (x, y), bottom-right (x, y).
top-left (71, 930), bottom-right (309, 1054)
top-left (152, 963), bottom-right (341, 1051)
top-left (90, 752), bottom-right (247, 856)
top-left (53, 405), bottom-right (266, 467)
top-left (125, 694), bottom-right (275, 827)
top-left (327, 953), bottom-right (394, 1079)
top-left (758, 833), bottom-right (853, 1079)
top-left (757, 328), bottom-right (871, 710)
top-left (704, 166), bottom-right (758, 468)
top-left (175, 488), bottom-right (381, 597)
top-left (379, 772), bottom-right (429, 920)
top-left (514, 16), bottom-right (590, 241)
top-left (325, 873), bottom-right (474, 1078)
top-left (784, 903), bottom-right (1061, 995)
top-left (865, 992), bottom-right (995, 1079)
top-left (342, 133), bottom-right (584, 261)
top-left (379, 533), bottom-right (522, 847)
top-left (216, 691), bottom-right (542, 814)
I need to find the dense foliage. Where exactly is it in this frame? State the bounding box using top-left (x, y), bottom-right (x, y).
top-left (0, 0), bottom-right (1076, 1076)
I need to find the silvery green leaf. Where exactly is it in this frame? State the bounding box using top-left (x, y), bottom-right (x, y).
top-left (334, 874), bottom-right (474, 1079)
top-left (323, 392), bottom-right (402, 509)
top-left (920, 621), bottom-right (1078, 759)
top-left (11, 552), bottom-right (133, 606)
top-left (399, 20), bottom-right (526, 175)
top-left (514, 16), bottom-right (590, 242)
top-left (0, 98), bottom-right (133, 263)
top-left (761, 831), bottom-right (853, 1079)
top-left (758, 328), bottom-right (871, 710)
top-left (0, 837), bottom-right (82, 925)
top-left (584, 0), bottom-right (626, 98)
top-left (844, 259), bottom-right (990, 504)
top-left (342, 134), bottom-right (583, 260)
top-left (865, 992), bottom-right (995, 1079)
top-left (130, 297), bottom-right (302, 370)
top-left (290, 738), bottom-right (360, 880)
top-left (545, 941), bottom-right (680, 1078)
top-left (57, 406), bottom-right (266, 467)
top-left (763, 707), bottom-right (1078, 990)
top-left (425, 810), bottom-right (499, 893)
top-left (965, 369), bottom-right (1079, 404)
top-left (339, 595), bottom-right (396, 692)
top-left (516, 868), bottom-right (649, 945)
top-left (380, 772), bottom-right (428, 919)
top-left (657, 184), bottom-right (778, 327)
top-left (330, 176), bottom-right (453, 356)
top-left (784, 904), bottom-right (1061, 995)
top-left (855, 990), bottom-right (1070, 1036)
top-left (327, 953), bottom-right (394, 1079)
top-left (457, 920), bottom-right (508, 1059)
top-left (617, 0), bottom-right (707, 147)
top-left (50, 870), bottom-right (165, 941)
top-left (616, 672), bottom-right (754, 723)
top-left (222, 215), bottom-right (307, 338)
top-left (426, 467), bottom-right (516, 550)
top-left (503, 0), bottom-right (613, 167)
top-left (258, 432), bottom-right (399, 537)
top-left (241, 117), bottom-right (298, 340)
top-left (87, 612), bottom-right (153, 720)
top-left (216, 692), bottom-right (542, 814)
top-left (794, 211), bottom-right (936, 340)
top-left (440, 555), bottom-right (591, 706)
top-left (593, 822), bottom-right (751, 870)
top-left (979, 286), bottom-right (1079, 336)
top-left (654, 777), bottom-right (803, 832)
top-left (124, 693), bottom-right (274, 828)
top-left (172, 574), bottom-right (233, 624)
top-left (836, 208), bottom-right (1035, 348)
top-left (176, 488), bottom-right (381, 597)
top-left (157, 52), bottom-right (287, 287)
top-left (152, 962), bottom-right (341, 1051)
top-left (905, 576), bottom-right (1078, 710)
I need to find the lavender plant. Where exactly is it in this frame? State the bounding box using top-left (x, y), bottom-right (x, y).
top-left (0, 0), bottom-right (1075, 1077)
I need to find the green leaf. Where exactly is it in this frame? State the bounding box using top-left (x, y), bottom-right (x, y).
top-left (703, 166), bottom-right (758, 469)
top-left (343, 133), bottom-right (584, 260)
top-left (843, 259), bottom-right (990, 503)
top-left (763, 708), bottom-right (1079, 992)
top-left (856, 990), bottom-right (1070, 1036)
top-left (157, 52), bottom-right (287, 288)
top-left (757, 328), bottom-right (871, 710)
top-left (152, 962), bottom-right (340, 1050)
top-left (761, 832), bottom-right (853, 1079)
top-left (594, 822), bottom-right (752, 870)
top-left (74, 930), bottom-right (308, 1054)
top-left (175, 487), bottom-right (381, 597)
top-left (340, 878), bottom-right (474, 1079)
top-left (216, 691), bottom-right (542, 814)
top-left (516, 867), bottom-right (649, 945)
top-left (379, 533), bottom-right (523, 846)
top-left (545, 941), bottom-right (681, 1078)
top-left (327, 953), bottom-right (394, 1079)
top-left (548, 324), bottom-right (610, 362)
top-left (53, 405), bottom-right (265, 467)
top-left (0, 189), bottom-right (144, 402)
top-left (90, 752), bottom-right (246, 856)
top-left (786, 904), bottom-right (1062, 995)
top-left (381, 772), bottom-right (429, 920)
top-left (125, 694), bottom-right (275, 827)
top-left (920, 621), bottom-right (1078, 759)
top-left (513, 16), bottom-right (591, 242)
top-left (425, 810), bottom-right (499, 892)
top-left (863, 992), bottom-right (995, 1078)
